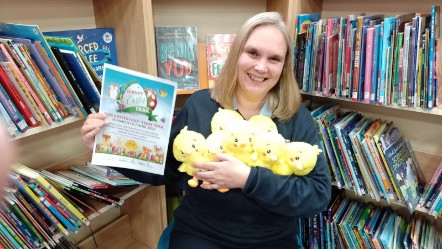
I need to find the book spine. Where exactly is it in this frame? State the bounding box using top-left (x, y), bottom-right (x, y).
top-left (0, 62), bottom-right (46, 126)
top-left (18, 45), bottom-right (66, 120)
top-left (39, 197), bottom-right (78, 234)
top-left (371, 25), bottom-right (381, 104)
top-left (34, 41), bottom-right (86, 118)
top-left (0, 84), bottom-right (28, 132)
top-left (9, 174), bottom-right (68, 236)
top-left (24, 41), bottom-right (80, 117)
top-left (0, 64), bottom-right (38, 127)
top-left (11, 164), bottom-right (90, 226)
top-left (0, 221), bottom-right (21, 249)
top-left (0, 100), bottom-right (20, 137)
top-left (0, 209), bottom-right (32, 249)
top-left (0, 204), bottom-right (40, 248)
top-left (364, 27), bottom-right (374, 104)
top-left (0, 44), bottom-right (53, 125)
top-left (8, 42), bottom-right (60, 122)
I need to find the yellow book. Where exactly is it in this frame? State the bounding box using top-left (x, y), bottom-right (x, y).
top-left (11, 163), bottom-right (90, 226)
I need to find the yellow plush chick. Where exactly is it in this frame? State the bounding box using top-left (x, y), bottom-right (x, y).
top-left (251, 132), bottom-right (287, 172)
top-left (248, 115), bottom-right (278, 133)
top-left (206, 131), bottom-right (229, 193)
top-left (285, 142), bottom-right (322, 176)
top-left (221, 119), bottom-right (255, 166)
top-left (211, 108), bottom-right (244, 132)
top-left (173, 126), bottom-right (208, 187)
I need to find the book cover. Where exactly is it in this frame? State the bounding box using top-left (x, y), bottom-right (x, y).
top-left (155, 26), bottom-right (199, 90)
top-left (206, 34), bottom-right (235, 88)
top-left (92, 64), bottom-right (176, 175)
top-left (379, 126), bottom-right (425, 211)
top-left (44, 28), bottom-right (119, 80)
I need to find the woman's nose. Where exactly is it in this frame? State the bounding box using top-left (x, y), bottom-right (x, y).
top-left (254, 60), bottom-right (268, 72)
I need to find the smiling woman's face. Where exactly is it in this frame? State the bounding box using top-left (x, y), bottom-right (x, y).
top-left (236, 25), bottom-right (287, 101)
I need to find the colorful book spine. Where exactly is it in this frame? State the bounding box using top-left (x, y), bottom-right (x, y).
top-left (11, 163), bottom-right (90, 226)
top-left (0, 203), bottom-right (40, 248)
top-left (371, 24), bottom-right (381, 104)
top-left (364, 27), bottom-right (375, 103)
top-left (8, 173), bottom-right (68, 236)
top-left (0, 43), bottom-right (53, 125)
top-left (0, 84), bottom-right (28, 132)
top-left (0, 62), bottom-right (47, 126)
top-left (0, 63), bottom-right (38, 128)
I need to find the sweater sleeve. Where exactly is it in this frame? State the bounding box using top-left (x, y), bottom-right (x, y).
top-left (242, 106), bottom-right (332, 218)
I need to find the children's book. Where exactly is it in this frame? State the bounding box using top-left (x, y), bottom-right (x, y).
top-left (155, 26), bottom-right (199, 90)
top-left (379, 126), bottom-right (425, 211)
top-left (44, 28), bottom-right (119, 80)
top-left (92, 64), bottom-right (176, 175)
top-left (205, 34), bottom-right (235, 88)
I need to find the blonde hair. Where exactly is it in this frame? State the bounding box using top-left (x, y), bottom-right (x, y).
top-left (210, 12), bottom-right (301, 121)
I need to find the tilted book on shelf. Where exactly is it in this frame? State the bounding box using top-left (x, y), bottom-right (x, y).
top-left (44, 28), bottom-right (119, 80)
top-left (155, 26), bottom-right (199, 90)
top-left (92, 64), bottom-right (177, 175)
top-left (378, 125), bottom-right (425, 212)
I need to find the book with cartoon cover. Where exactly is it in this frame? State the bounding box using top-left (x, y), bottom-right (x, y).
top-left (91, 64), bottom-right (176, 175)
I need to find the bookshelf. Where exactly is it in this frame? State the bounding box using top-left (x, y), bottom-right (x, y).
top-left (297, 0), bottom-right (442, 233)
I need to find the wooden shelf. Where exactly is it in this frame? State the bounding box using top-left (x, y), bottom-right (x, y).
top-left (14, 116), bottom-right (84, 140)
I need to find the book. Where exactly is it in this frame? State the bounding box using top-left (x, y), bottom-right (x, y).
top-left (91, 64), bottom-right (176, 175)
top-left (205, 34), bottom-right (235, 88)
top-left (55, 170), bottom-right (111, 189)
top-left (70, 165), bottom-right (141, 186)
top-left (44, 28), bottom-right (119, 80)
top-left (155, 26), bottom-right (199, 90)
top-left (50, 46), bottom-right (96, 114)
top-left (0, 83), bottom-right (28, 132)
top-left (10, 163), bottom-right (90, 226)
top-left (379, 126), bottom-right (424, 211)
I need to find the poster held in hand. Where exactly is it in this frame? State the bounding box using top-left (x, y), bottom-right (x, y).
top-left (91, 64), bottom-right (177, 175)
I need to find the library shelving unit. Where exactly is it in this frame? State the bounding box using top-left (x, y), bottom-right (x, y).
top-left (296, 0), bottom-right (442, 232)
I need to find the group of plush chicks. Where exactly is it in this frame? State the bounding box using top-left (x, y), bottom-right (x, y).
top-left (172, 108), bottom-right (322, 192)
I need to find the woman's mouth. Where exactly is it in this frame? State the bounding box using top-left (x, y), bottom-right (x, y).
top-left (248, 73), bottom-right (267, 82)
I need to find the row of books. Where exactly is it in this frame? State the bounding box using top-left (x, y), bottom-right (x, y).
top-left (155, 26), bottom-right (235, 90)
top-left (418, 160), bottom-right (442, 218)
top-left (294, 6), bottom-right (440, 110)
top-left (311, 103), bottom-right (427, 212)
top-left (297, 188), bottom-right (442, 249)
top-left (1, 162), bottom-right (141, 249)
top-left (0, 23), bottom-right (119, 138)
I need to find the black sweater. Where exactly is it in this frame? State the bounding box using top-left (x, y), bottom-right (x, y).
top-left (116, 89), bottom-right (332, 248)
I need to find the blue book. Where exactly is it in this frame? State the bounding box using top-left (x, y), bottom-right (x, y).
top-left (427, 6), bottom-right (440, 110)
top-left (379, 17), bottom-right (397, 105)
top-left (0, 84), bottom-right (28, 132)
top-left (371, 24), bottom-right (381, 104)
top-left (44, 28), bottom-right (118, 80)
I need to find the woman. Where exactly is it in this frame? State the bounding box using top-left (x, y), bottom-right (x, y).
top-left (81, 12), bottom-right (331, 249)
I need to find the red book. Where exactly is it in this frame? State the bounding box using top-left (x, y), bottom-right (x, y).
top-left (0, 64), bottom-right (39, 127)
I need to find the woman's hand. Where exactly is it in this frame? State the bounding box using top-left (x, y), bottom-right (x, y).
top-left (193, 153), bottom-right (251, 190)
top-left (80, 113), bottom-right (108, 150)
